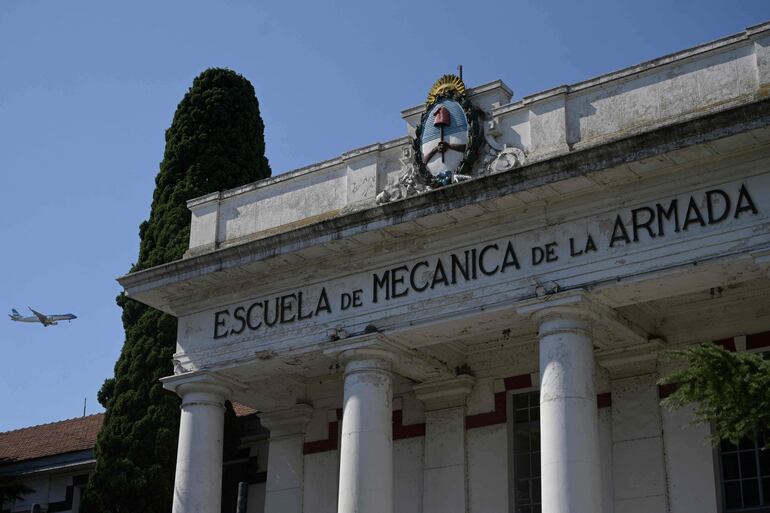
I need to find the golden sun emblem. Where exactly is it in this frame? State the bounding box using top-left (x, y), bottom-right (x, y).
top-left (427, 74), bottom-right (466, 104)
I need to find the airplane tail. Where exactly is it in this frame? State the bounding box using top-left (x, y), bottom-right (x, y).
top-left (9, 308), bottom-right (20, 319)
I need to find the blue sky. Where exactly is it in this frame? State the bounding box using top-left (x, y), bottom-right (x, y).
top-left (0, 0), bottom-right (767, 432)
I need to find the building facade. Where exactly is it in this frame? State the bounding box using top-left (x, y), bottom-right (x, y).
top-left (120, 23), bottom-right (770, 513)
top-left (0, 415), bottom-right (102, 513)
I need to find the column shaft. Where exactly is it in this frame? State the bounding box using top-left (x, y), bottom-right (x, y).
top-left (172, 383), bottom-right (229, 513)
top-left (337, 349), bottom-right (394, 513)
top-left (537, 313), bottom-right (602, 513)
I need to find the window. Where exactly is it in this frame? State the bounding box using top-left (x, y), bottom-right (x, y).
top-left (511, 391), bottom-right (541, 513)
top-left (719, 435), bottom-right (770, 512)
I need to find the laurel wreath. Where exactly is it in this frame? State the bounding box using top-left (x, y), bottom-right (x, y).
top-left (412, 88), bottom-right (482, 187)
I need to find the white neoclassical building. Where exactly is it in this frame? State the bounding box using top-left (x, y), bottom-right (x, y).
top-left (120, 22), bottom-right (770, 513)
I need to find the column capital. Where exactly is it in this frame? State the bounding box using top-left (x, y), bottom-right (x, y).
top-left (414, 374), bottom-right (475, 410)
top-left (324, 333), bottom-right (453, 381)
top-left (516, 289), bottom-right (599, 325)
top-left (517, 289), bottom-right (649, 347)
top-left (161, 370), bottom-right (242, 401)
top-left (339, 347), bottom-right (398, 374)
top-left (325, 334), bottom-right (398, 370)
top-left (259, 404), bottom-right (313, 437)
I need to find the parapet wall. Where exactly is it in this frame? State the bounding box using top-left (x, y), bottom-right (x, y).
top-left (186, 23), bottom-right (770, 256)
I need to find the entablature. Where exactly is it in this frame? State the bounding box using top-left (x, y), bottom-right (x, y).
top-left (119, 103), bottom-right (770, 317)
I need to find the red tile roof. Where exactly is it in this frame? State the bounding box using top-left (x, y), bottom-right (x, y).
top-left (0, 403), bottom-right (258, 463)
top-left (0, 414), bottom-right (104, 463)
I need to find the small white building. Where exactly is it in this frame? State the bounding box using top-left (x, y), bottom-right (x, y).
top-left (0, 415), bottom-right (102, 513)
top-left (120, 22), bottom-right (770, 513)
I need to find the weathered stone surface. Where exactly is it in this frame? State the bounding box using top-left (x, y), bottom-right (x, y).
top-left (122, 23), bottom-right (770, 513)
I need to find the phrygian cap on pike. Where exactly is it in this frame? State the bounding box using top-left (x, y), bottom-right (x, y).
top-left (433, 106), bottom-right (450, 126)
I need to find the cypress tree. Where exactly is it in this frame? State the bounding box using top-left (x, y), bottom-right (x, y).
top-left (81, 68), bottom-right (270, 513)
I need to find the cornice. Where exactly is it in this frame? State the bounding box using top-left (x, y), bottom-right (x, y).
top-left (119, 97), bottom-right (770, 313)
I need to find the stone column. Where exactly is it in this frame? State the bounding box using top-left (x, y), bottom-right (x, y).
top-left (520, 296), bottom-right (602, 513)
top-left (414, 375), bottom-right (475, 513)
top-left (165, 375), bottom-right (231, 513)
top-left (260, 404), bottom-right (314, 513)
top-left (337, 348), bottom-right (396, 513)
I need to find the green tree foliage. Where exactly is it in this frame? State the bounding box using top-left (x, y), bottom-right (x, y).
top-left (659, 344), bottom-right (770, 446)
top-left (81, 68), bottom-right (270, 513)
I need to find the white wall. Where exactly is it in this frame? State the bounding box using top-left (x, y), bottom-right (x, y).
top-left (303, 451), bottom-right (339, 513)
top-left (611, 374), bottom-right (669, 513)
top-left (394, 438), bottom-right (424, 513)
top-left (598, 407), bottom-right (614, 513)
top-left (467, 424), bottom-right (508, 513)
top-left (2, 470), bottom-right (86, 513)
top-left (662, 404), bottom-right (719, 513)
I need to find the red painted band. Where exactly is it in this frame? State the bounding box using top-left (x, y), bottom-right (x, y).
top-left (714, 338), bottom-right (736, 352)
top-left (597, 392), bottom-right (612, 408)
top-left (658, 383), bottom-right (679, 399)
top-left (466, 391), bottom-right (507, 429)
top-left (303, 420), bottom-right (338, 454)
top-left (504, 373), bottom-right (533, 390)
top-left (747, 331), bottom-right (770, 350)
top-left (392, 410), bottom-right (426, 440)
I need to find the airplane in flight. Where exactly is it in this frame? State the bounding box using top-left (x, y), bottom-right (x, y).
top-left (8, 307), bottom-right (77, 326)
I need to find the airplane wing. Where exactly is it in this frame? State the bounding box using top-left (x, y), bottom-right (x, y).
top-left (28, 307), bottom-right (49, 324)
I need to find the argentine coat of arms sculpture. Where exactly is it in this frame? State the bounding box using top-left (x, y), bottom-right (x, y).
top-left (414, 74), bottom-right (482, 187)
top-left (376, 74), bottom-right (525, 204)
